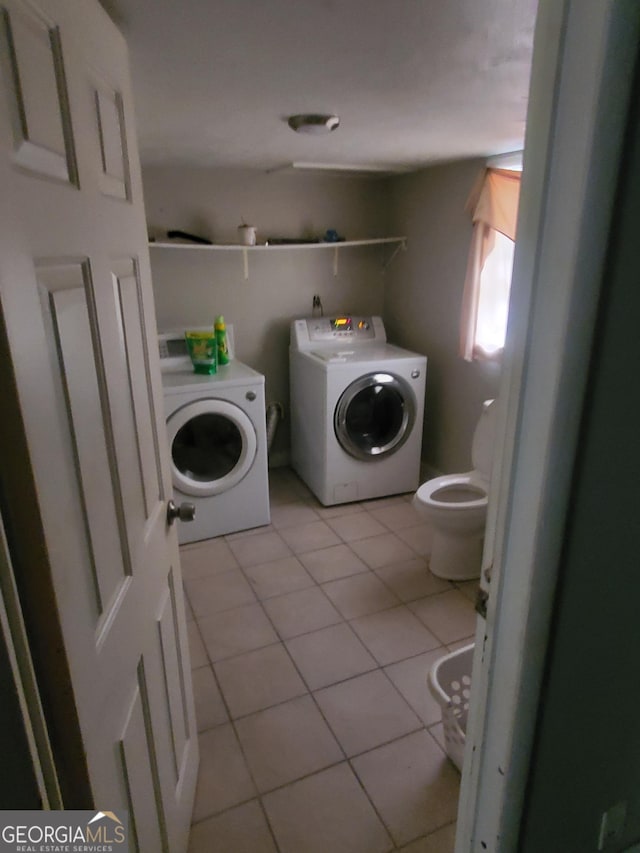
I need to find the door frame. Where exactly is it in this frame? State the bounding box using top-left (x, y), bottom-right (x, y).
top-left (457, 1), bottom-right (640, 849)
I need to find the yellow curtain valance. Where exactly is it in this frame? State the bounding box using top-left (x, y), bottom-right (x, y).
top-left (467, 168), bottom-right (521, 241)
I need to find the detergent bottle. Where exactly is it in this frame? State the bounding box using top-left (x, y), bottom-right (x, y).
top-left (215, 315), bottom-right (230, 365)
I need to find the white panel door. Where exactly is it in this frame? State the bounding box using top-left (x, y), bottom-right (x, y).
top-left (0, 0), bottom-right (198, 850)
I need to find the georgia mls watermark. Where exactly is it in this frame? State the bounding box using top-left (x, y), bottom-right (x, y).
top-left (0, 811), bottom-right (128, 853)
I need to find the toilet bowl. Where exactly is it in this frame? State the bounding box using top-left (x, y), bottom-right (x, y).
top-left (414, 400), bottom-right (497, 581)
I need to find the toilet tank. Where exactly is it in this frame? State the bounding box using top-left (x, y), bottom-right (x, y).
top-left (471, 399), bottom-right (498, 478)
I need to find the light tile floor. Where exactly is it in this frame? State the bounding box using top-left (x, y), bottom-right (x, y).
top-left (185, 468), bottom-right (479, 853)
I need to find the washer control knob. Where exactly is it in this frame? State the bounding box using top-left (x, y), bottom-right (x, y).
top-left (411, 369), bottom-right (421, 379)
top-left (246, 391), bottom-right (256, 401)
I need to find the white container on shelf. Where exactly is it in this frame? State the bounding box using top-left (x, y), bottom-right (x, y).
top-left (237, 224), bottom-right (257, 245)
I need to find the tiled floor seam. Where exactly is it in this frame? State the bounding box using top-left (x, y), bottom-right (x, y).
top-left (392, 815), bottom-right (459, 851)
top-left (252, 754), bottom-right (396, 853)
top-left (232, 555), bottom-right (343, 645)
top-left (211, 697), bottom-right (346, 836)
top-left (228, 559), bottom-right (430, 773)
top-left (190, 579), bottom-right (473, 686)
top-left (376, 663), bottom-right (428, 730)
top-left (239, 624), bottom-right (433, 849)
top-left (339, 720), bottom-right (427, 762)
top-left (194, 651), bottom-right (234, 731)
top-left (318, 586), bottom-right (402, 621)
top-left (255, 795), bottom-right (283, 853)
top-left (252, 755), bottom-right (349, 799)
top-left (345, 738), bottom-right (417, 849)
top-left (187, 476), bottom-right (466, 847)
top-left (334, 560), bottom-right (457, 610)
top-left (199, 568), bottom-right (351, 815)
top-left (193, 586), bottom-right (466, 673)
top-left (200, 634), bottom-right (456, 730)
top-left (212, 684), bottom-right (311, 726)
top-left (426, 719), bottom-right (449, 743)
top-left (184, 570), bottom-right (259, 618)
top-left (186, 621), bottom-right (274, 833)
top-left (189, 792), bottom-right (259, 828)
top-left (189, 730), bottom-right (454, 843)
top-left (346, 735), bottom-right (454, 851)
top-left (220, 569), bottom-right (417, 840)
top-left (221, 557), bottom-right (359, 817)
top-left (201, 637), bottom-right (283, 667)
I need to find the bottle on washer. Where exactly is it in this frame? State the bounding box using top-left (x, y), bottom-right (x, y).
top-left (215, 315), bottom-right (230, 365)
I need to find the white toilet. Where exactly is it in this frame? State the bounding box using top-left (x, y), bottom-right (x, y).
top-left (413, 399), bottom-right (497, 581)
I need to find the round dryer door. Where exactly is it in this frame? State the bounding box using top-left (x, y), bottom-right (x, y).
top-left (167, 399), bottom-right (257, 497)
top-left (334, 372), bottom-right (416, 461)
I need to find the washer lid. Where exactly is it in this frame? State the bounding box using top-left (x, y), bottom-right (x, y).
top-left (162, 359), bottom-right (264, 394)
top-left (307, 344), bottom-right (426, 368)
top-left (471, 399), bottom-right (498, 477)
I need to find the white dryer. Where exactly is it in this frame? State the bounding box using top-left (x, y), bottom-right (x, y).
top-left (160, 333), bottom-right (270, 544)
top-left (290, 316), bottom-right (427, 505)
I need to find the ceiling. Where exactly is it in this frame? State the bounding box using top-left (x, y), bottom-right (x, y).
top-left (100, 0), bottom-right (538, 174)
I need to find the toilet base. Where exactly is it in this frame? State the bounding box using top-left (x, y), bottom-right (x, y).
top-left (429, 530), bottom-right (483, 581)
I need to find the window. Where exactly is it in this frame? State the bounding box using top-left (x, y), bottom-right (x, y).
top-left (460, 167), bottom-right (521, 361)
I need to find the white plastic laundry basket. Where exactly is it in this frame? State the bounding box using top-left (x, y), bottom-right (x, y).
top-left (428, 643), bottom-right (475, 771)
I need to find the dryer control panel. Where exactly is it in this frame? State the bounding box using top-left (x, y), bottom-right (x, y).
top-left (291, 316), bottom-right (385, 350)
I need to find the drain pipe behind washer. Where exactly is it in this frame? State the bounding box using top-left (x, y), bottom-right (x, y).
top-left (266, 402), bottom-right (284, 455)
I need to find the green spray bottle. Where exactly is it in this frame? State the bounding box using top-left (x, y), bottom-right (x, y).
top-left (215, 315), bottom-right (230, 365)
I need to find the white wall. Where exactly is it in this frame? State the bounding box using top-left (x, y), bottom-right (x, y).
top-left (385, 160), bottom-right (501, 474)
top-left (144, 162), bottom-right (503, 473)
top-left (143, 166), bottom-right (391, 463)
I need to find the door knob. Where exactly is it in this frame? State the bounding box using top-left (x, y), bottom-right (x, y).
top-left (166, 500), bottom-right (196, 525)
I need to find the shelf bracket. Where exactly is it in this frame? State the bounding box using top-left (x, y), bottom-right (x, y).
top-left (382, 239), bottom-right (407, 273)
top-left (242, 248), bottom-right (249, 280)
top-left (333, 246), bottom-right (339, 277)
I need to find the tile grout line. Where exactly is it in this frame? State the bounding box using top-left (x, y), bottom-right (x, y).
top-left (225, 547), bottom-right (356, 847)
top-left (234, 551), bottom-right (426, 848)
top-left (189, 577), bottom-right (474, 686)
top-left (230, 546), bottom-right (407, 847)
top-left (189, 585), bottom-right (475, 680)
top-left (192, 633), bottom-right (474, 740)
top-left (185, 564), bottom-right (467, 632)
top-left (188, 569), bottom-right (468, 655)
top-left (255, 795), bottom-right (283, 853)
top-left (185, 477), bottom-right (467, 849)
top-left (185, 588), bottom-right (284, 847)
top-left (192, 712), bottom-right (454, 809)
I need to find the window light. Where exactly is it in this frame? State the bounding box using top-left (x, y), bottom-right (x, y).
top-left (460, 168), bottom-right (521, 362)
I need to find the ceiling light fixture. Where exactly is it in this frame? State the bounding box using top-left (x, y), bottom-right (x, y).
top-left (287, 114), bottom-right (340, 135)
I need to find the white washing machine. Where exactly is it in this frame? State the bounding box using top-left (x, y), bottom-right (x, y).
top-left (160, 332), bottom-right (270, 543)
top-left (290, 316), bottom-right (427, 505)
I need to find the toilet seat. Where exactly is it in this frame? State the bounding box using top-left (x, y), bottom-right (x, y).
top-left (416, 473), bottom-right (488, 512)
